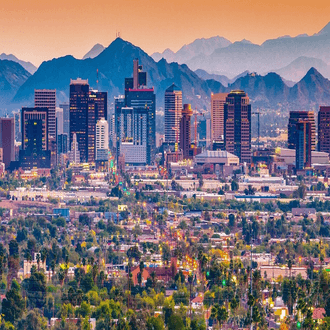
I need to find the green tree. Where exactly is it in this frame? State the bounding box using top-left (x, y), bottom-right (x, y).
top-left (168, 314), bottom-right (185, 330)
top-left (1, 280), bottom-right (25, 323)
top-left (146, 316), bottom-right (165, 330)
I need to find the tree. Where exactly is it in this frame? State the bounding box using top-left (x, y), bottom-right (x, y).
top-left (1, 280), bottom-right (25, 323)
top-left (211, 304), bottom-right (228, 329)
top-left (231, 180), bottom-right (239, 192)
top-left (146, 316), bottom-right (165, 330)
top-left (168, 314), bottom-right (185, 330)
top-left (17, 309), bottom-right (47, 330)
top-left (127, 246), bottom-right (141, 261)
top-left (22, 268), bottom-right (47, 308)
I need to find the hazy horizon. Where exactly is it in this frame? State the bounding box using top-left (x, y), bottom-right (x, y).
top-left (1, 0), bottom-right (329, 66)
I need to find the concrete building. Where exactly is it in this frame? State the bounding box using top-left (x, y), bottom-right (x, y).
top-left (59, 103), bottom-right (70, 136)
top-left (56, 107), bottom-right (64, 135)
top-left (165, 84), bottom-right (182, 143)
top-left (296, 119), bottom-right (312, 170)
top-left (224, 90), bottom-right (251, 164)
top-left (288, 110), bottom-right (315, 151)
top-left (211, 93), bottom-right (228, 142)
top-left (68, 133), bottom-right (80, 164)
top-left (19, 107), bottom-right (51, 169)
top-left (318, 106), bottom-right (330, 154)
top-left (35, 89), bottom-right (57, 167)
top-left (180, 104), bottom-right (193, 159)
top-left (96, 118), bottom-right (109, 161)
top-left (0, 118), bottom-right (15, 169)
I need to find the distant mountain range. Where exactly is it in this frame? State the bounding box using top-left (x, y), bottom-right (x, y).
top-left (12, 38), bottom-right (217, 109)
top-left (82, 44), bottom-right (105, 60)
top-left (0, 53), bottom-right (37, 74)
top-left (4, 25), bottom-right (330, 113)
top-left (152, 36), bottom-right (231, 64)
top-left (0, 59), bottom-right (31, 108)
top-left (151, 22), bottom-right (330, 80)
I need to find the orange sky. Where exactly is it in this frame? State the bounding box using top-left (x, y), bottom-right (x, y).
top-left (1, 0), bottom-right (329, 66)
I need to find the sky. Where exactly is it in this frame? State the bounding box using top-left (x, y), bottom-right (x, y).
top-left (1, 0), bottom-right (330, 66)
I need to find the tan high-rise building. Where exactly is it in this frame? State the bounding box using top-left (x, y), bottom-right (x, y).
top-left (211, 93), bottom-right (228, 142)
top-left (165, 84), bottom-right (182, 144)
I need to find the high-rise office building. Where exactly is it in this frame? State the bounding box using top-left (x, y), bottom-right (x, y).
top-left (165, 84), bottom-right (182, 143)
top-left (224, 90), bottom-right (251, 164)
top-left (69, 78), bottom-right (107, 163)
top-left (96, 118), bottom-right (109, 161)
top-left (318, 106), bottom-right (330, 153)
top-left (19, 107), bottom-right (51, 169)
top-left (57, 134), bottom-right (68, 155)
top-left (0, 118), bottom-right (15, 169)
top-left (180, 104), bottom-right (193, 159)
top-left (68, 133), bottom-right (80, 164)
top-left (56, 107), bottom-right (64, 135)
top-left (116, 60), bottom-right (156, 165)
top-left (296, 119), bottom-right (312, 170)
top-left (211, 93), bottom-right (228, 142)
top-left (35, 89), bottom-right (56, 137)
top-left (288, 111), bottom-right (315, 150)
top-left (13, 111), bottom-right (21, 143)
top-left (59, 103), bottom-right (70, 136)
top-left (35, 89), bottom-right (57, 167)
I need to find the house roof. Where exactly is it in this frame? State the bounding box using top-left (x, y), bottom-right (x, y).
top-left (313, 308), bottom-right (325, 320)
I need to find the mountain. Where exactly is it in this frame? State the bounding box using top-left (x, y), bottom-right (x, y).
top-left (288, 67), bottom-right (330, 108)
top-left (82, 44), bottom-right (105, 60)
top-left (184, 22), bottom-right (330, 77)
top-left (273, 56), bottom-right (330, 82)
top-left (152, 36), bottom-right (232, 63)
top-left (194, 69), bottom-right (231, 86)
top-left (0, 59), bottom-right (31, 109)
top-left (13, 38), bottom-right (226, 109)
top-left (0, 53), bottom-right (37, 74)
top-left (228, 72), bottom-right (290, 108)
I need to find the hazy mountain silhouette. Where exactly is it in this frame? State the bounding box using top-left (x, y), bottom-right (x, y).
top-left (13, 38), bottom-right (225, 109)
top-left (0, 59), bottom-right (31, 109)
top-left (0, 53), bottom-right (37, 74)
top-left (82, 44), bottom-right (105, 59)
top-left (152, 36), bottom-right (232, 63)
top-left (182, 22), bottom-right (330, 78)
top-left (273, 56), bottom-right (330, 82)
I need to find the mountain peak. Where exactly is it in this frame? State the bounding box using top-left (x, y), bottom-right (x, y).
top-left (82, 43), bottom-right (105, 60)
top-left (316, 21), bottom-right (330, 35)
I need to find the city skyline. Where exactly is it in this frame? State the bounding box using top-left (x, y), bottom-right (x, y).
top-left (0, 0), bottom-right (329, 66)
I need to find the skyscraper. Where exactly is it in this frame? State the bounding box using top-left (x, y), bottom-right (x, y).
top-left (296, 119), bottom-right (312, 170)
top-left (13, 111), bottom-right (21, 143)
top-left (180, 104), bottom-right (193, 159)
top-left (56, 107), bottom-right (64, 135)
top-left (68, 133), bottom-right (80, 164)
top-left (318, 106), bottom-right (330, 153)
top-left (116, 60), bottom-right (156, 165)
top-left (19, 107), bottom-right (51, 169)
top-left (35, 89), bottom-right (56, 137)
top-left (165, 84), bottom-right (182, 143)
top-left (288, 111), bottom-right (315, 150)
top-left (96, 118), bottom-right (109, 161)
top-left (57, 134), bottom-right (68, 155)
top-left (0, 118), bottom-right (15, 169)
top-left (35, 89), bottom-right (57, 167)
top-left (59, 103), bottom-right (70, 137)
top-left (69, 78), bottom-right (107, 163)
top-left (224, 90), bottom-right (251, 164)
top-left (211, 93), bottom-right (228, 142)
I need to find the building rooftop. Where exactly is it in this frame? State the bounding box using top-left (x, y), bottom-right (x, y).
top-left (195, 150), bottom-right (237, 159)
top-left (165, 83), bottom-right (181, 93)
